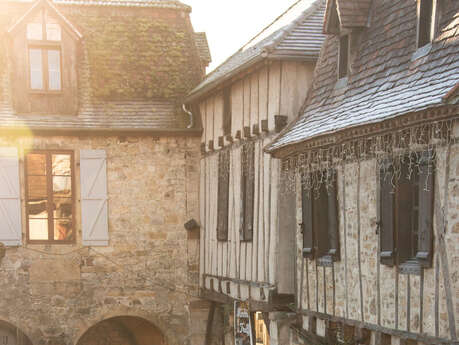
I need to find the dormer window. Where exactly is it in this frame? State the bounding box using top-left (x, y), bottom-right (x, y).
top-left (417, 0), bottom-right (437, 48)
top-left (338, 34), bottom-right (349, 79)
top-left (26, 11), bottom-right (62, 92)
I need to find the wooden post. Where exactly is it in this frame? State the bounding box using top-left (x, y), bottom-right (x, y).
top-left (205, 302), bottom-right (216, 345)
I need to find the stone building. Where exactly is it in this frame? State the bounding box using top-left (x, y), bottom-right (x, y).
top-left (0, 0), bottom-right (211, 344)
top-left (266, 0), bottom-right (459, 344)
top-left (185, 1), bottom-right (327, 344)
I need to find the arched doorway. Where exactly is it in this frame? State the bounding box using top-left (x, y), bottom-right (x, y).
top-left (0, 320), bottom-right (33, 345)
top-left (76, 316), bottom-right (165, 345)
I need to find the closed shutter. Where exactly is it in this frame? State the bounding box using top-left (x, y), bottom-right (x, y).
top-left (416, 151), bottom-right (434, 267)
top-left (301, 186), bottom-right (314, 258)
top-left (217, 150), bottom-right (230, 241)
top-left (397, 161), bottom-right (414, 265)
top-left (327, 171), bottom-right (340, 260)
top-left (314, 181), bottom-right (329, 258)
top-left (380, 161), bottom-right (395, 266)
top-left (241, 143), bottom-right (254, 241)
top-left (80, 150), bottom-right (108, 246)
top-left (0, 148), bottom-right (22, 246)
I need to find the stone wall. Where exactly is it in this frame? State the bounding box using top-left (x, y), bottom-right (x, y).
top-left (0, 134), bottom-right (207, 345)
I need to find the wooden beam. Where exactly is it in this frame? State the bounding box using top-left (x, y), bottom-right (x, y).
top-left (204, 302), bottom-right (216, 345)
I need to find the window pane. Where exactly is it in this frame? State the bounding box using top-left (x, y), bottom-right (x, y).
top-left (53, 198), bottom-right (72, 218)
top-left (27, 23), bottom-right (43, 40)
top-left (26, 153), bottom-right (46, 175)
top-left (52, 154), bottom-right (71, 176)
top-left (53, 176), bottom-right (72, 197)
top-left (28, 176), bottom-right (47, 199)
top-left (48, 50), bottom-right (61, 91)
top-left (46, 23), bottom-right (61, 41)
top-left (29, 49), bottom-right (43, 90)
top-left (54, 219), bottom-right (73, 241)
top-left (29, 219), bottom-right (49, 240)
top-left (27, 199), bottom-right (48, 219)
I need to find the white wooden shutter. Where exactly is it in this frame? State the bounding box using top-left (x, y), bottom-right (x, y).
top-left (80, 150), bottom-right (108, 246)
top-left (0, 147), bottom-right (22, 246)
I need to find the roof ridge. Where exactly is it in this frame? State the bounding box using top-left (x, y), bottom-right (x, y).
top-left (266, 0), bottom-right (326, 53)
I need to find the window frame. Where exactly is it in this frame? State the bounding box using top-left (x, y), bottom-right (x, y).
top-left (26, 10), bottom-right (63, 94)
top-left (416, 0), bottom-right (438, 49)
top-left (240, 142), bottom-right (255, 242)
top-left (338, 33), bottom-right (349, 80)
top-left (25, 150), bottom-right (75, 245)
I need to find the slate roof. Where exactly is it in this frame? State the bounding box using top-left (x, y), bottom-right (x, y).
top-left (186, 0), bottom-right (326, 102)
top-left (194, 32), bottom-right (212, 65)
top-left (267, 0), bottom-right (459, 153)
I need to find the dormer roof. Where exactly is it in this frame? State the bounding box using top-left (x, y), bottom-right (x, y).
top-left (324, 0), bottom-right (372, 34)
top-left (8, 0), bottom-right (83, 40)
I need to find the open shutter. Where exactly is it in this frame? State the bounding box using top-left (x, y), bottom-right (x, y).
top-left (380, 161), bottom-right (395, 266)
top-left (416, 151), bottom-right (434, 267)
top-left (0, 148), bottom-right (22, 246)
top-left (327, 171), bottom-right (340, 261)
top-left (314, 181), bottom-right (329, 258)
top-left (217, 150), bottom-right (230, 241)
top-left (301, 186), bottom-right (314, 258)
top-left (80, 150), bottom-right (108, 246)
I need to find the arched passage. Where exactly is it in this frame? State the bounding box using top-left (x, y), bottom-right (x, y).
top-left (76, 316), bottom-right (166, 345)
top-left (0, 320), bottom-right (33, 345)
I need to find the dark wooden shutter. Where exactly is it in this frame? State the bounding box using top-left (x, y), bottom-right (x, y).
top-left (223, 87), bottom-right (232, 136)
top-left (313, 181), bottom-right (329, 258)
top-left (416, 151), bottom-right (434, 267)
top-left (380, 161), bottom-right (395, 266)
top-left (301, 186), bottom-right (314, 258)
top-left (327, 171), bottom-right (340, 261)
top-left (241, 143), bottom-right (254, 241)
top-left (217, 150), bottom-right (230, 241)
top-left (396, 161), bottom-right (413, 265)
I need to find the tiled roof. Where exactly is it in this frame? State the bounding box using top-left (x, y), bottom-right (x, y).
top-left (267, 0), bottom-right (459, 153)
top-left (194, 32), bottom-right (212, 64)
top-left (0, 99), bottom-right (193, 132)
top-left (186, 0), bottom-right (326, 102)
top-left (8, 0), bottom-right (191, 10)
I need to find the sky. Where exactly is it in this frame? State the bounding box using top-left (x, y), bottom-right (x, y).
top-left (184, 0), bottom-right (315, 72)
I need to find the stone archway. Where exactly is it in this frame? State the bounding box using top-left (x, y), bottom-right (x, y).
top-left (0, 320), bottom-right (33, 345)
top-left (76, 316), bottom-right (165, 345)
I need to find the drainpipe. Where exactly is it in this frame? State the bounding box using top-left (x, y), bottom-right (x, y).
top-left (183, 104), bottom-right (194, 129)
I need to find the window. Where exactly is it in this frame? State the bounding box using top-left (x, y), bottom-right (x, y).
top-left (301, 170), bottom-right (339, 261)
top-left (417, 0), bottom-right (437, 48)
top-left (379, 152), bottom-right (434, 268)
top-left (338, 34), bottom-right (349, 79)
top-left (25, 151), bottom-right (74, 243)
top-left (26, 11), bottom-right (62, 92)
top-left (217, 149), bottom-right (230, 241)
top-left (223, 87), bottom-right (232, 136)
top-left (241, 142), bottom-right (255, 241)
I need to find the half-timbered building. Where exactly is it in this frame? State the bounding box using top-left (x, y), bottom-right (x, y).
top-left (185, 1), bottom-right (326, 344)
top-left (0, 0), bottom-right (211, 344)
top-left (267, 0), bottom-right (459, 344)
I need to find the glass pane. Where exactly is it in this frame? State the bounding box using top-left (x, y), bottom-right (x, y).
top-left (29, 219), bottom-right (49, 240)
top-left (48, 50), bottom-right (61, 90)
top-left (46, 23), bottom-right (61, 41)
top-left (27, 199), bottom-right (47, 219)
top-left (28, 176), bottom-right (47, 199)
top-left (53, 198), bottom-right (72, 218)
top-left (54, 219), bottom-right (73, 241)
top-left (52, 154), bottom-right (71, 175)
top-left (27, 23), bottom-right (43, 40)
top-left (29, 49), bottom-right (43, 90)
top-left (27, 153), bottom-right (46, 175)
top-left (53, 176), bottom-right (72, 197)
